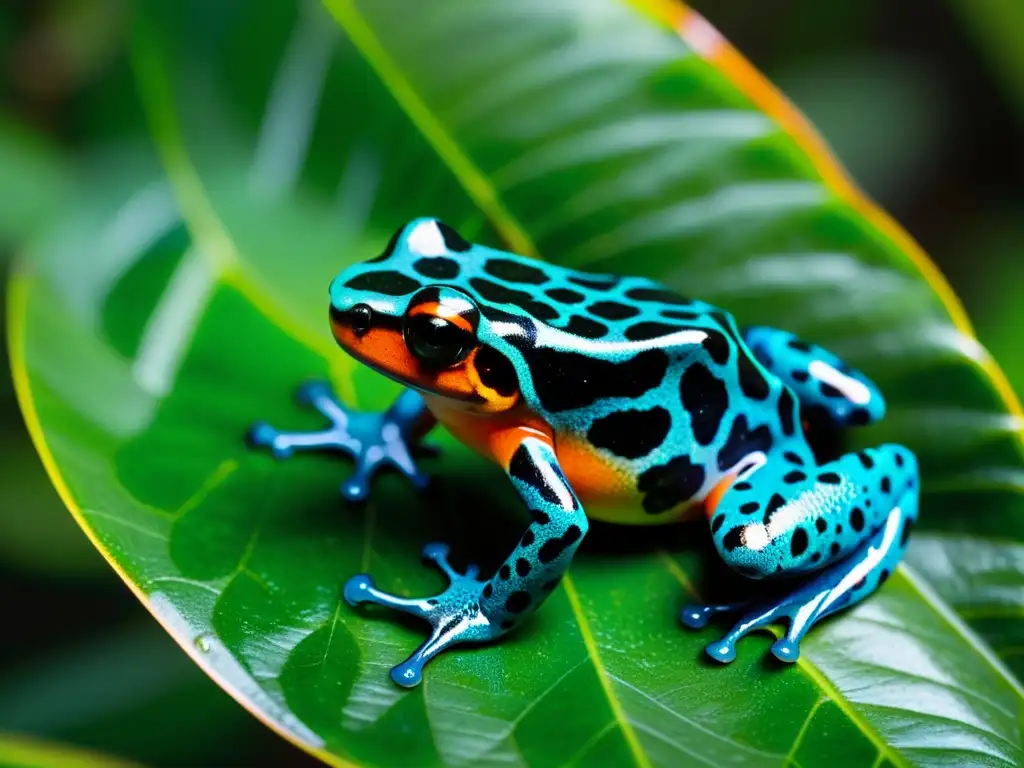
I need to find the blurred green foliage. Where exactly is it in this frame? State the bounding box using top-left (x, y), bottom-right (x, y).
top-left (0, 0), bottom-right (1021, 766)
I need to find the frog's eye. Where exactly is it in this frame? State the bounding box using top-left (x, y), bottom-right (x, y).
top-left (403, 287), bottom-right (479, 369)
top-left (404, 314), bottom-right (475, 368)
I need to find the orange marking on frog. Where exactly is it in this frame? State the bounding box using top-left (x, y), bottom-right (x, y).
top-left (704, 474), bottom-right (737, 518)
top-left (427, 402), bottom-right (553, 468)
top-left (554, 434), bottom-right (634, 505)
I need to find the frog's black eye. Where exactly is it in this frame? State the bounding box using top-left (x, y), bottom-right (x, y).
top-left (403, 313), bottom-right (474, 368)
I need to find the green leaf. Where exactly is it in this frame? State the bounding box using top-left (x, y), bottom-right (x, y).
top-left (0, 733), bottom-right (142, 768)
top-left (13, 1), bottom-right (1024, 766)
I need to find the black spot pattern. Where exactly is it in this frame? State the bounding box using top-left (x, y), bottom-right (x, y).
top-left (638, 456), bottom-right (706, 514)
top-left (470, 278), bottom-right (558, 321)
top-left (717, 415), bottom-right (773, 472)
top-left (816, 517), bottom-right (827, 533)
top-left (499, 565), bottom-right (511, 580)
top-left (777, 389), bottom-right (797, 436)
top-left (562, 316), bottom-right (608, 339)
top-left (663, 309), bottom-right (702, 321)
top-left (881, 476), bottom-right (892, 494)
top-left (702, 331), bottom-right (731, 365)
top-left (849, 407), bottom-right (871, 426)
top-left (818, 472), bottom-right (841, 485)
top-left (546, 288), bottom-right (585, 304)
top-left (792, 370), bottom-right (810, 383)
top-left (625, 287), bottom-right (691, 305)
top-left (711, 514), bottom-right (725, 534)
top-left (475, 346), bottom-right (519, 397)
top-left (531, 510), bottom-right (550, 525)
top-left (680, 363), bottom-right (729, 445)
top-left (521, 529), bottom-right (535, 547)
top-left (788, 339), bottom-right (812, 352)
top-left (723, 527), bottom-right (744, 552)
top-left (345, 271), bottom-right (421, 296)
top-left (515, 558), bottom-right (531, 577)
top-left (538, 525), bottom-right (583, 563)
top-left (820, 382), bottom-right (844, 398)
top-left (901, 518), bottom-right (914, 548)
top-left (437, 221), bottom-right (471, 252)
top-left (857, 451), bottom-right (874, 469)
top-left (734, 481), bottom-right (752, 491)
top-left (831, 542), bottom-right (841, 556)
top-left (850, 507), bottom-right (865, 532)
top-left (784, 451), bottom-right (804, 465)
top-left (505, 591), bottom-right (531, 613)
top-left (485, 258), bottom-right (548, 285)
top-left (509, 445), bottom-right (565, 507)
top-left (413, 257), bottom-right (460, 279)
top-left (737, 352), bottom-right (771, 400)
top-left (625, 322), bottom-right (685, 341)
top-left (895, 453), bottom-right (905, 468)
top-left (514, 346), bottom-right (669, 413)
top-left (588, 407), bottom-right (671, 459)
top-left (482, 583), bottom-right (493, 598)
top-left (764, 493), bottom-right (786, 524)
top-left (588, 301), bottom-right (639, 320)
top-left (569, 274), bottom-right (619, 291)
top-left (784, 471), bottom-right (807, 484)
top-left (790, 527), bottom-right (809, 557)
top-left (740, 502), bottom-right (760, 515)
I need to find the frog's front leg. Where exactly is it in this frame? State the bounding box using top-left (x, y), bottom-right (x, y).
top-left (683, 444), bottom-right (918, 663)
top-left (247, 383), bottom-right (437, 502)
top-left (344, 435), bottom-right (587, 687)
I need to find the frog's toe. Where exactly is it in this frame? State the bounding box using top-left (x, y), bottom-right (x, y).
top-left (246, 422), bottom-right (277, 448)
top-left (246, 423), bottom-right (293, 458)
top-left (390, 659), bottom-right (424, 688)
top-left (770, 637), bottom-right (800, 663)
top-left (340, 469), bottom-right (373, 503)
top-left (704, 639), bottom-right (737, 664)
top-left (294, 379), bottom-right (334, 407)
top-left (680, 600), bottom-right (748, 630)
top-left (343, 573), bottom-right (377, 606)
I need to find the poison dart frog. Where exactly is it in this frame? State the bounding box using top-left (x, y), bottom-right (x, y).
top-left (247, 217), bottom-right (919, 688)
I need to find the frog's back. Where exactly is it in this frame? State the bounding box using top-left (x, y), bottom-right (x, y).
top-left (339, 218), bottom-right (801, 524)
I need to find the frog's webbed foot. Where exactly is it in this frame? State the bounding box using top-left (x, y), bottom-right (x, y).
top-left (343, 543), bottom-right (498, 687)
top-left (247, 382), bottom-right (435, 502)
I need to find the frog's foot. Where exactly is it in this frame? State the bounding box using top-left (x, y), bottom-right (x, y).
top-left (246, 383), bottom-right (434, 502)
top-left (343, 542), bottom-right (499, 687)
top-left (685, 495), bottom-right (916, 665)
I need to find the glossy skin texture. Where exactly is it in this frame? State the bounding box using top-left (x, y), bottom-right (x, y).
top-left (248, 218), bottom-right (919, 687)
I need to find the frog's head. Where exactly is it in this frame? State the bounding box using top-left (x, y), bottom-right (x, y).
top-left (328, 218), bottom-right (521, 413)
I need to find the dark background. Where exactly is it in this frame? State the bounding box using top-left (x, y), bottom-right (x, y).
top-left (0, 0), bottom-right (1020, 765)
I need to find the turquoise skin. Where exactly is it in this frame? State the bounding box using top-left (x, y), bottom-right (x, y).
top-left (248, 217), bottom-right (919, 687)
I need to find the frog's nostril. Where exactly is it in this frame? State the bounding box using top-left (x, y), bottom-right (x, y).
top-left (350, 304), bottom-right (373, 337)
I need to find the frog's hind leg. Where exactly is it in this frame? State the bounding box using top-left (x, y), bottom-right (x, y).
top-left (683, 444), bottom-right (918, 663)
top-left (742, 326), bottom-right (886, 428)
top-left (247, 383), bottom-right (436, 501)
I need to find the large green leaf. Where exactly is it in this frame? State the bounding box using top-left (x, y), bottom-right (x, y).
top-left (13, 1), bottom-right (1024, 766)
